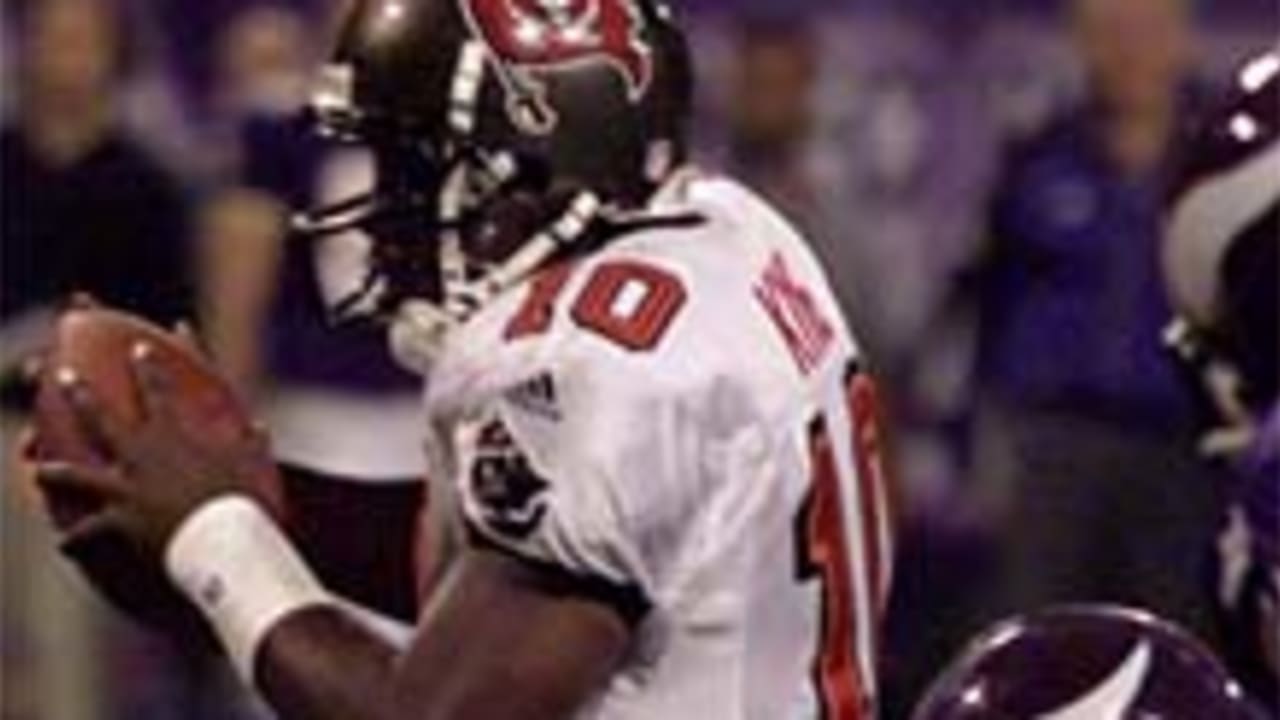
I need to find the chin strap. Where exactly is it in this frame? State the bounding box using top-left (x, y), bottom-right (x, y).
top-left (448, 189), bottom-right (601, 312)
top-left (434, 37), bottom-right (604, 317)
top-left (387, 187), bottom-right (601, 374)
top-left (437, 149), bottom-right (522, 315)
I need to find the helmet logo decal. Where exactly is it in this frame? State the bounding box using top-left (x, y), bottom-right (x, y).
top-left (1036, 641), bottom-right (1152, 720)
top-left (460, 0), bottom-right (653, 133)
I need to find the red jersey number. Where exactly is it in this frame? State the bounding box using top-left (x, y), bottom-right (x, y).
top-left (505, 260), bottom-right (686, 352)
top-left (795, 367), bottom-right (893, 720)
top-left (797, 416), bottom-right (866, 720)
top-left (504, 262), bottom-right (576, 340)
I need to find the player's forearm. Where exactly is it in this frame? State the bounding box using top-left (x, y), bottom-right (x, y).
top-left (163, 496), bottom-right (626, 720)
top-left (256, 606), bottom-right (405, 720)
top-left (163, 495), bottom-right (410, 720)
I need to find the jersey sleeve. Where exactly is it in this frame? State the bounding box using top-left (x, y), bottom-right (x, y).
top-left (454, 357), bottom-right (701, 623)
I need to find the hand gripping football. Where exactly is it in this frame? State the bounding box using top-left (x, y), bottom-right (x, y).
top-left (33, 306), bottom-right (285, 638)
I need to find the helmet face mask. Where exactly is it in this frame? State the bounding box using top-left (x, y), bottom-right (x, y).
top-left (296, 0), bottom-right (692, 350)
top-left (297, 132), bottom-right (449, 322)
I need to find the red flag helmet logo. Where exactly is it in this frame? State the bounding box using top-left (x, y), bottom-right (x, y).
top-left (461, 0), bottom-right (654, 131)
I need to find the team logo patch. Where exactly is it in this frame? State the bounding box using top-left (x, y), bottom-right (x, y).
top-left (460, 0), bottom-right (653, 132)
top-left (469, 419), bottom-right (550, 539)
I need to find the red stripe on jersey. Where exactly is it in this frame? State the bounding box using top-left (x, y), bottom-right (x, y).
top-left (799, 418), bottom-right (873, 720)
top-left (848, 372), bottom-right (891, 615)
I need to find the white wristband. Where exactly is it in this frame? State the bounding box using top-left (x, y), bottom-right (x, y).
top-left (164, 495), bottom-right (336, 683)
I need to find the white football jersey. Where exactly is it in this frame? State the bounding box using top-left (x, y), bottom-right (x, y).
top-left (419, 173), bottom-right (894, 720)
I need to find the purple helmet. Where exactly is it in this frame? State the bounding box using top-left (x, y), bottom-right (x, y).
top-left (1158, 50), bottom-right (1280, 704)
top-left (912, 605), bottom-right (1268, 720)
top-left (1163, 49), bottom-right (1278, 412)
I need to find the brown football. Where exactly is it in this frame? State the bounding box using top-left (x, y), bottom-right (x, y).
top-left (33, 307), bottom-right (283, 638)
top-left (35, 307), bottom-right (283, 526)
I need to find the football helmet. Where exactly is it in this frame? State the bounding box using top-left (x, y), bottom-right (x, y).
top-left (912, 605), bottom-right (1268, 720)
top-left (297, 0), bottom-right (693, 364)
top-left (1161, 49), bottom-right (1280, 706)
top-left (1163, 49), bottom-right (1278, 416)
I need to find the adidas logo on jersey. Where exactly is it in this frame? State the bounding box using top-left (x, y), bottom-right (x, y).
top-left (504, 373), bottom-right (561, 420)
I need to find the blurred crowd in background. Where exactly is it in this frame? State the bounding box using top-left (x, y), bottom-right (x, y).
top-left (0, 0), bottom-right (1275, 718)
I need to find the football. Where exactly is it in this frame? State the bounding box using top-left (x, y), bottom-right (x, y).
top-left (34, 307), bottom-right (283, 526)
top-left (32, 307), bottom-right (283, 637)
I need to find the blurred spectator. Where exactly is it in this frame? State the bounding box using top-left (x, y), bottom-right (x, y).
top-left (198, 4), bottom-right (318, 396)
top-left (1, 1), bottom-right (193, 719)
top-left (716, 15), bottom-right (937, 396)
top-left (0, 0), bottom-right (191, 331)
top-left (198, 2), bottom-right (318, 182)
top-left (969, 0), bottom-right (1221, 633)
top-left (197, 2), bottom-right (426, 621)
top-left (215, 3), bottom-right (312, 121)
top-left (719, 16), bottom-right (905, 375)
top-left (197, 4), bottom-right (422, 479)
top-left (723, 18), bottom-right (821, 230)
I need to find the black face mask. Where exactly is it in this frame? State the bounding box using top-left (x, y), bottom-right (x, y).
top-left (294, 127), bottom-right (450, 325)
top-left (296, 122), bottom-right (583, 321)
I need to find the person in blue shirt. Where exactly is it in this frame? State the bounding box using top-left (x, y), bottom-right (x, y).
top-left (970, 0), bottom-right (1222, 638)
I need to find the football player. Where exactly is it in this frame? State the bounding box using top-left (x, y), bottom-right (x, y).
top-left (1162, 48), bottom-right (1278, 707)
top-left (31, 1), bottom-right (895, 719)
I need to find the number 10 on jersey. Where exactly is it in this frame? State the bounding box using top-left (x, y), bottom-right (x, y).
top-left (795, 367), bottom-right (893, 720)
